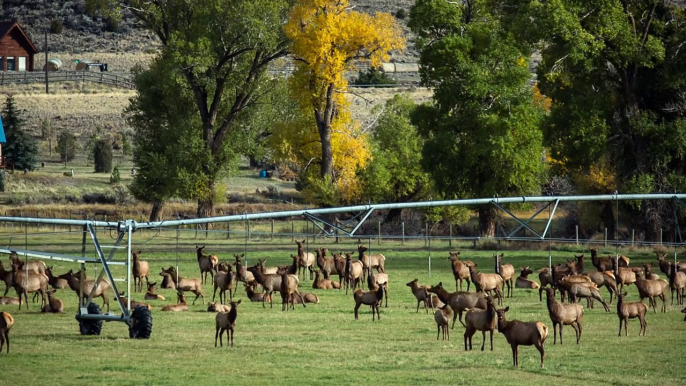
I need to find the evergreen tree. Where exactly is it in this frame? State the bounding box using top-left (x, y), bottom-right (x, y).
top-left (2, 95), bottom-right (38, 171)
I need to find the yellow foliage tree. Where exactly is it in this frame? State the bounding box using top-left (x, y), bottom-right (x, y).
top-left (281, 0), bottom-right (405, 203)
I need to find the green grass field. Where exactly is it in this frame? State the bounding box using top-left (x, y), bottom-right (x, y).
top-left (1, 235), bottom-right (685, 386)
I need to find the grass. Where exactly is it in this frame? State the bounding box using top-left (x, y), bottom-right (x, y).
top-left (1, 234), bottom-right (685, 385)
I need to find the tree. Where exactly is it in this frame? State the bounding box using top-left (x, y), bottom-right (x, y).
top-left (2, 95), bottom-right (38, 171)
top-left (93, 139), bottom-right (113, 173)
top-left (358, 94), bottom-right (431, 222)
top-left (89, 0), bottom-right (292, 218)
top-left (56, 130), bottom-right (77, 165)
top-left (500, 0), bottom-right (686, 239)
top-left (409, 0), bottom-right (545, 236)
top-left (283, 0), bottom-right (405, 197)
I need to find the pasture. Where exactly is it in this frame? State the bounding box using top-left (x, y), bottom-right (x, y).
top-left (1, 232), bottom-right (685, 386)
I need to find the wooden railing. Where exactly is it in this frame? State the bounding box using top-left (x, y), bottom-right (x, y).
top-left (0, 71), bottom-right (134, 89)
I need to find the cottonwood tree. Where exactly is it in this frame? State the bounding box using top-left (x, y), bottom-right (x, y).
top-left (89, 0), bottom-right (291, 218)
top-left (409, 0), bottom-right (546, 236)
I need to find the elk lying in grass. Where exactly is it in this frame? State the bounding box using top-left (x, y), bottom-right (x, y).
top-left (344, 253), bottom-right (364, 294)
top-left (289, 292), bottom-right (319, 304)
top-left (244, 283), bottom-right (271, 303)
top-left (669, 262), bottom-right (686, 305)
top-left (144, 282), bottom-right (165, 301)
top-left (208, 301), bottom-right (231, 312)
top-left (543, 287), bottom-right (583, 345)
top-left (494, 254), bottom-right (515, 298)
top-left (367, 270), bottom-right (389, 308)
top-left (280, 273), bottom-right (305, 311)
top-left (11, 265), bottom-right (48, 310)
top-left (435, 304), bottom-right (451, 340)
top-left (496, 306), bottom-right (548, 368)
top-left (0, 311), bottom-right (13, 355)
top-left (41, 290), bottom-right (64, 313)
top-left (159, 267), bottom-right (204, 305)
top-left (515, 267), bottom-right (540, 289)
top-left (296, 240), bottom-right (315, 280)
top-left (0, 297), bottom-right (19, 305)
top-left (213, 264), bottom-right (235, 304)
top-left (583, 271), bottom-right (618, 304)
top-left (316, 248), bottom-right (338, 279)
top-left (428, 282), bottom-right (487, 328)
top-left (196, 245), bottom-right (219, 284)
top-left (468, 265), bottom-right (503, 305)
top-left (634, 272), bottom-right (667, 313)
top-left (357, 244), bottom-right (386, 276)
top-left (406, 279), bottom-right (431, 313)
top-left (161, 291), bottom-right (189, 312)
top-left (449, 252), bottom-right (472, 292)
top-left (616, 292), bottom-right (647, 336)
top-left (313, 269), bottom-right (341, 290)
top-left (117, 293), bottom-right (152, 311)
top-left (591, 248), bottom-right (629, 271)
top-left (215, 300), bottom-right (240, 348)
top-left (132, 251), bottom-right (150, 292)
top-left (464, 296), bottom-right (497, 351)
top-left (353, 286), bottom-right (384, 321)
top-left (248, 264), bottom-right (282, 308)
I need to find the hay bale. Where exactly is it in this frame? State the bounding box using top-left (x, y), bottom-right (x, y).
top-left (75, 60), bottom-right (92, 71)
top-left (43, 58), bottom-right (62, 71)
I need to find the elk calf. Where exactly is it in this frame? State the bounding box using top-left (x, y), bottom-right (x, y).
top-left (435, 305), bottom-right (451, 340)
top-left (41, 290), bottom-right (64, 313)
top-left (215, 300), bottom-right (240, 348)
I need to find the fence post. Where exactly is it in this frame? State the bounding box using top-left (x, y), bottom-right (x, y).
top-left (271, 220), bottom-right (274, 242)
top-left (660, 228), bottom-right (663, 245)
top-left (604, 227), bottom-right (608, 247)
top-left (401, 222), bottom-right (405, 245)
top-left (226, 222), bottom-right (230, 240)
top-left (425, 223), bottom-right (428, 247)
top-left (575, 225), bottom-right (579, 246)
top-left (378, 221), bottom-right (381, 245)
top-left (631, 229), bottom-right (634, 246)
top-left (449, 224), bottom-right (453, 248)
top-left (291, 220), bottom-right (294, 242)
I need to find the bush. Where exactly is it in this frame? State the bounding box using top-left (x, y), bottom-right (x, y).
top-left (104, 16), bottom-right (120, 32)
top-left (50, 18), bottom-right (64, 34)
top-left (93, 139), bottom-right (113, 173)
top-left (121, 132), bottom-right (132, 156)
top-left (352, 68), bottom-right (397, 86)
top-left (56, 130), bottom-right (77, 164)
top-left (395, 9), bottom-right (407, 19)
top-left (110, 166), bottom-right (121, 184)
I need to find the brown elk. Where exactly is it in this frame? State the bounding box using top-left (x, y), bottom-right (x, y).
top-left (344, 252), bottom-right (364, 294)
top-left (215, 300), bottom-right (240, 348)
top-left (616, 292), bottom-right (647, 336)
top-left (11, 265), bottom-right (48, 310)
top-left (657, 253), bottom-right (686, 276)
top-left (280, 273), bottom-right (305, 311)
top-left (213, 263), bottom-right (235, 304)
top-left (590, 248), bottom-right (629, 271)
top-left (367, 269), bottom-right (389, 308)
top-left (353, 286), bottom-right (384, 321)
top-left (159, 267), bottom-right (204, 305)
top-left (583, 271), bottom-right (618, 304)
top-left (428, 282), bottom-right (487, 328)
top-left (543, 287), bottom-right (583, 345)
top-left (642, 263), bottom-right (660, 280)
top-left (9, 252), bottom-right (46, 275)
top-left (316, 248), bottom-right (338, 280)
top-left (406, 279), bottom-right (431, 313)
top-left (117, 292), bottom-right (152, 311)
top-left (161, 291), bottom-right (189, 311)
top-left (468, 265), bottom-right (503, 305)
top-left (633, 272), bottom-right (668, 313)
top-left (357, 244), bottom-right (386, 276)
top-left (464, 296), bottom-right (497, 351)
top-left (0, 297), bottom-right (19, 305)
top-left (207, 301), bottom-right (231, 312)
top-left (669, 262), bottom-right (686, 305)
top-left (63, 270), bottom-right (111, 312)
top-left (495, 306), bottom-right (548, 368)
top-left (295, 240), bottom-right (315, 280)
top-left (244, 282), bottom-right (271, 303)
top-left (247, 263), bottom-right (282, 308)
top-left (196, 245), bottom-right (219, 284)
top-left (234, 254), bottom-right (256, 286)
top-left (144, 282), bottom-right (165, 301)
top-left (332, 253), bottom-right (347, 286)
top-left (313, 269), bottom-right (341, 290)
top-left (41, 290), bottom-right (64, 313)
top-left (435, 305), bottom-right (451, 340)
top-left (0, 311), bottom-right (13, 355)
top-left (449, 252), bottom-right (472, 292)
top-left (44, 266), bottom-right (73, 291)
top-left (494, 254), bottom-right (515, 298)
top-left (0, 262), bottom-right (13, 296)
top-left (515, 267), bottom-right (540, 289)
top-left (289, 292), bottom-right (319, 304)
top-left (132, 251), bottom-right (150, 292)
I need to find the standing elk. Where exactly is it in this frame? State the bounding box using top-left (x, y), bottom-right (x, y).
top-left (406, 279), bottom-right (431, 314)
top-left (344, 252), bottom-right (364, 294)
top-left (583, 271), bottom-right (618, 304)
top-left (0, 311), bottom-right (13, 355)
top-left (495, 306), bottom-right (548, 368)
top-left (464, 296), bottom-right (497, 351)
top-left (159, 267), bottom-right (204, 305)
top-left (590, 248), bottom-right (629, 272)
top-left (215, 300), bottom-right (240, 348)
top-left (353, 286), bottom-right (384, 321)
top-left (63, 270), bottom-right (111, 312)
top-left (280, 273), bottom-right (305, 311)
top-left (543, 287), bottom-right (583, 345)
top-left (367, 269), bottom-right (389, 308)
top-left (9, 252), bottom-right (46, 275)
top-left (234, 254), bottom-right (256, 287)
top-left (449, 252), bottom-right (472, 292)
top-left (494, 254), bottom-right (515, 298)
top-left (669, 262), bottom-right (686, 305)
top-left (213, 263), bottom-right (235, 304)
top-left (633, 272), bottom-right (668, 313)
top-left (295, 240), bottom-right (315, 280)
top-left (11, 265), bottom-right (48, 310)
top-left (332, 253), bottom-right (347, 287)
top-left (247, 263), bottom-right (282, 308)
top-left (316, 248), bottom-right (338, 280)
top-left (196, 245), bottom-right (219, 284)
top-left (468, 265), bottom-right (503, 305)
top-left (132, 251), bottom-right (150, 292)
top-left (435, 305), bottom-right (451, 340)
top-left (357, 244), bottom-right (386, 276)
top-left (428, 282), bottom-right (487, 328)
top-left (616, 292), bottom-right (647, 336)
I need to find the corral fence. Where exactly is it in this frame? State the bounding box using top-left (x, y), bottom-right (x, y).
top-left (1, 193), bottom-right (685, 336)
top-left (0, 71), bottom-right (134, 89)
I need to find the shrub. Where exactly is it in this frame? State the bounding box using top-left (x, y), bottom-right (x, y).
top-left (104, 16), bottom-right (120, 32)
top-left (352, 67), bottom-right (397, 86)
top-left (50, 18), bottom-right (64, 34)
top-left (56, 130), bottom-right (77, 164)
top-left (93, 139), bottom-right (113, 173)
top-left (395, 9), bottom-right (407, 19)
top-left (121, 132), bottom-right (132, 156)
top-left (110, 166), bottom-right (121, 184)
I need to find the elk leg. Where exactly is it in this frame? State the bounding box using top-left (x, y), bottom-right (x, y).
top-left (215, 326), bottom-right (220, 347)
top-left (437, 325), bottom-right (440, 340)
top-left (480, 330), bottom-right (486, 351)
top-left (4, 331), bottom-right (8, 354)
top-left (536, 342), bottom-right (545, 368)
top-left (354, 303), bottom-right (360, 319)
top-left (230, 328), bottom-right (234, 348)
top-left (489, 330), bottom-right (494, 351)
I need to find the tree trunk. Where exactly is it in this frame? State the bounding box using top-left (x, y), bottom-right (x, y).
top-left (384, 208), bottom-right (403, 224)
top-left (149, 200), bottom-right (164, 222)
top-left (319, 123), bottom-right (334, 179)
top-left (478, 205), bottom-right (496, 238)
top-left (601, 202), bottom-right (616, 241)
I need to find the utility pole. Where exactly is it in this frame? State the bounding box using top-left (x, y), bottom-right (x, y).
top-left (44, 30), bottom-right (49, 94)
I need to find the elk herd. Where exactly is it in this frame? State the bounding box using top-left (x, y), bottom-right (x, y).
top-left (1, 243), bottom-right (686, 368)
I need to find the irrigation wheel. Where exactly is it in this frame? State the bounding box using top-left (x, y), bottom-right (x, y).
top-left (76, 303), bottom-right (103, 336)
top-left (129, 306), bottom-right (153, 339)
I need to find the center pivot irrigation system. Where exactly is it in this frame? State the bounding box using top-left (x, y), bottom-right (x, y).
top-left (1, 193), bottom-right (685, 338)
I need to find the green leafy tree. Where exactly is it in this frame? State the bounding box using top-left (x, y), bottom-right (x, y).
top-left (93, 139), bottom-right (113, 173)
top-left (89, 0), bottom-right (291, 218)
top-left (56, 130), bottom-right (77, 165)
top-left (353, 68), bottom-right (397, 86)
top-left (2, 95), bottom-right (38, 171)
top-left (409, 0), bottom-right (545, 236)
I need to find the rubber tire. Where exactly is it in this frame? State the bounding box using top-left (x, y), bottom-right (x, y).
top-left (129, 306), bottom-right (153, 339)
top-left (77, 302), bottom-right (103, 336)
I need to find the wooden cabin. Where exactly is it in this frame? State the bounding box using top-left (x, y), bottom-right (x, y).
top-left (0, 21), bottom-right (37, 72)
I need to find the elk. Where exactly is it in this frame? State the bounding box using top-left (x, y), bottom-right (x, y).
top-left (590, 248), bottom-right (629, 272)
top-left (44, 266), bottom-right (74, 291)
top-left (657, 253), bottom-right (686, 276)
top-left (435, 305), bottom-right (451, 340)
top-left (11, 265), bottom-right (48, 310)
top-left (563, 280), bottom-right (610, 312)
top-left (332, 253), bottom-right (347, 287)
top-left (9, 253), bottom-right (46, 275)
top-left (357, 244), bottom-right (386, 276)
top-left (234, 254), bottom-right (256, 286)
top-left (207, 301), bottom-right (231, 313)
top-left (449, 252), bottom-right (472, 292)
top-left (0, 262), bottom-right (13, 296)
top-left (41, 290), bottom-right (64, 313)
top-left (515, 267), bottom-right (540, 289)
top-left (353, 286), bottom-right (384, 321)
top-left (464, 296), bottom-right (497, 351)
top-left (583, 271), bottom-right (618, 304)
top-left (633, 272), bottom-right (668, 313)
top-left (295, 240), bottom-right (315, 280)
top-left (275, 255), bottom-right (299, 276)
top-left (247, 263), bottom-right (282, 308)
top-left (494, 254), bottom-right (515, 298)
top-left (367, 269), bottom-right (389, 308)
top-left (313, 269), bottom-right (341, 290)
top-left (213, 263), bottom-right (235, 304)
top-left (428, 282), bottom-right (487, 328)
top-left (569, 254), bottom-right (585, 274)
top-left (537, 267), bottom-right (554, 302)
top-left (144, 282), bottom-right (165, 301)
top-left (0, 297), bottom-right (19, 305)
top-left (468, 265), bottom-right (503, 305)
top-left (159, 267), bottom-right (204, 305)
top-left (495, 306), bottom-right (548, 368)
top-left (669, 262), bottom-right (686, 305)
top-left (682, 307), bottom-right (686, 321)
top-left (642, 263), bottom-right (660, 280)
top-left (616, 292), bottom-right (647, 336)
top-left (280, 273), bottom-right (305, 311)
top-left (161, 291), bottom-right (189, 311)
top-left (131, 251), bottom-right (150, 292)
top-left (316, 248), bottom-right (337, 279)
top-left (116, 292), bottom-right (152, 311)
top-left (344, 252), bottom-right (364, 294)
top-left (215, 300), bottom-right (240, 348)
top-left (543, 287), bottom-right (583, 345)
top-left (406, 279), bottom-right (431, 313)
top-left (244, 282), bottom-right (271, 303)
top-left (63, 270), bottom-right (111, 311)
top-left (0, 311), bottom-right (13, 355)
top-left (196, 245), bottom-right (219, 284)
top-left (289, 292), bottom-right (319, 304)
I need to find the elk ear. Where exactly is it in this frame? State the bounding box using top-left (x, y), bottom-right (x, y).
top-left (438, 281), bottom-right (443, 286)
top-left (236, 299), bottom-right (242, 305)
top-left (504, 306), bottom-right (510, 312)
top-left (138, 250), bottom-right (142, 254)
